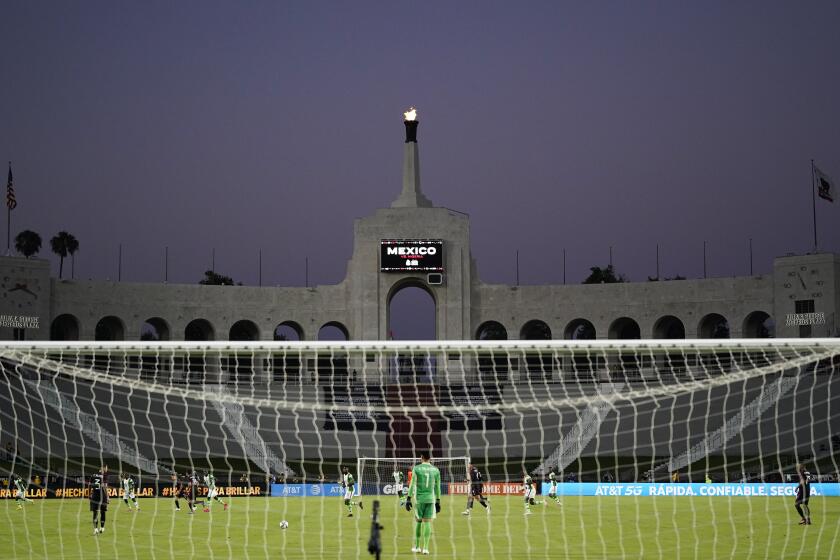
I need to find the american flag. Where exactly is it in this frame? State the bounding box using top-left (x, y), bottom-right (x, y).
top-left (6, 163), bottom-right (16, 210)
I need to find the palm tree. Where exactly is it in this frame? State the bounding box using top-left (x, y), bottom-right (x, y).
top-left (50, 231), bottom-right (79, 279)
top-left (14, 230), bottom-right (42, 258)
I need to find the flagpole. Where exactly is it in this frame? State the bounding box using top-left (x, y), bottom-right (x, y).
top-left (6, 161), bottom-right (10, 254)
top-left (811, 159), bottom-right (818, 253)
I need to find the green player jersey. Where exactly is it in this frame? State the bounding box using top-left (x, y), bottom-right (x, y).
top-left (549, 472), bottom-right (556, 483)
top-left (14, 478), bottom-right (26, 493)
top-left (343, 473), bottom-right (355, 489)
top-left (205, 474), bottom-right (216, 489)
top-left (524, 475), bottom-right (533, 488)
top-left (408, 462), bottom-right (441, 504)
top-left (122, 478), bottom-right (135, 493)
top-left (393, 471), bottom-right (404, 484)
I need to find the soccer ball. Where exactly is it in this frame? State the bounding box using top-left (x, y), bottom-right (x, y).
top-left (280, 520), bottom-right (289, 529)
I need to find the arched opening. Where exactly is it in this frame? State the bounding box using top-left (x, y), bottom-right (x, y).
top-left (316, 321), bottom-right (351, 384)
top-left (564, 318), bottom-right (598, 382)
top-left (271, 321), bottom-right (303, 382)
top-left (743, 311), bottom-right (774, 338)
top-left (184, 319), bottom-right (215, 341)
top-left (50, 314), bottom-right (80, 340)
top-left (698, 313), bottom-right (730, 339)
top-left (95, 316), bottom-right (125, 341)
top-left (141, 317), bottom-right (170, 341)
top-left (184, 318), bottom-right (215, 382)
top-left (520, 320), bottom-right (553, 380)
top-left (385, 281), bottom-right (440, 459)
top-left (564, 319), bottom-right (596, 340)
top-left (318, 322), bottom-right (350, 341)
top-left (388, 283), bottom-right (436, 342)
top-left (476, 321), bottom-right (508, 340)
top-left (608, 317), bottom-right (641, 340)
top-left (653, 316), bottom-right (685, 339)
top-left (227, 320), bottom-right (260, 383)
top-left (274, 321), bottom-right (303, 341)
top-left (608, 317), bottom-right (642, 381)
top-left (653, 315), bottom-right (687, 377)
top-left (229, 320), bottom-right (259, 341)
top-left (475, 321), bottom-right (509, 381)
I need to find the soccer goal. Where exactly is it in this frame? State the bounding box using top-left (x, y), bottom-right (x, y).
top-left (358, 456), bottom-right (469, 497)
top-left (1, 339), bottom-right (839, 559)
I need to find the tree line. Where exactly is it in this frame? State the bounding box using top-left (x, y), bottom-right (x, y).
top-left (14, 230), bottom-right (78, 279)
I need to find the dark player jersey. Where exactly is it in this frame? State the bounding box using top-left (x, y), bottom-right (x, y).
top-left (89, 473), bottom-right (108, 505)
top-left (469, 467), bottom-right (483, 483)
top-left (797, 473), bottom-right (811, 501)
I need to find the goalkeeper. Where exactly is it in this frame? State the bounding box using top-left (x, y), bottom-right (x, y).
top-left (405, 450), bottom-right (441, 555)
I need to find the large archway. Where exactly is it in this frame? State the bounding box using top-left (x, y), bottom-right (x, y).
top-left (388, 282), bottom-right (436, 342)
top-left (742, 311), bottom-right (774, 338)
top-left (385, 281), bottom-right (440, 459)
top-left (316, 321), bottom-right (351, 383)
top-left (227, 320), bottom-right (259, 383)
top-left (50, 314), bottom-right (80, 340)
top-left (698, 313), bottom-right (730, 339)
top-left (94, 316), bottom-right (125, 341)
top-left (141, 317), bottom-right (170, 341)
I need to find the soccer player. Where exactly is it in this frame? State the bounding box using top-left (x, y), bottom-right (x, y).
top-left (341, 466), bottom-right (363, 517)
top-left (392, 466), bottom-right (406, 507)
top-left (173, 473), bottom-right (195, 513)
top-left (121, 474), bottom-right (139, 511)
top-left (547, 470), bottom-right (561, 505)
top-left (522, 472), bottom-right (542, 514)
top-left (202, 471), bottom-right (228, 512)
top-left (794, 463), bottom-right (812, 525)
top-left (12, 474), bottom-right (33, 510)
top-left (89, 466), bottom-right (109, 535)
top-left (406, 450), bottom-right (441, 555)
top-left (461, 463), bottom-right (489, 515)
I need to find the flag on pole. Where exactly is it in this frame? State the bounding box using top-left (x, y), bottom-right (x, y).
top-left (6, 163), bottom-right (16, 210)
top-left (815, 165), bottom-right (834, 203)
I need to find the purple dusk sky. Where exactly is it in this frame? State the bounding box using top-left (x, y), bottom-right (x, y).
top-left (1, 1), bottom-right (839, 337)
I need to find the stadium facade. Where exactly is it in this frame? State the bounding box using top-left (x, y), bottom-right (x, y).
top-left (0, 114), bottom-right (838, 470)
top-left (1, 116), bottom-right (837, 345)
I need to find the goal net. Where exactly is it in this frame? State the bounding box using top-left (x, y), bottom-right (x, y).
top-left (358, 456), bottom-right (469, 497)
top-left (0, 339), bottom-right (839, 559)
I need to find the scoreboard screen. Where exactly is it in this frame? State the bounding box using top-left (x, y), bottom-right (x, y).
top-left (380, 239), bottom-right (444, 272)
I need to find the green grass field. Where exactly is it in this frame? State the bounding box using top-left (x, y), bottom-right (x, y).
top-left (1, 495), bottom-right (838, 559)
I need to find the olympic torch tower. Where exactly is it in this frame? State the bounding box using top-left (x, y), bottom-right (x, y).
top-left (391, 107), bottom-right (433, 208)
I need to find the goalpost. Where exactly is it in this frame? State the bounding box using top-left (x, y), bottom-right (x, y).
top-left (1, 339), bottom-right (839, 558)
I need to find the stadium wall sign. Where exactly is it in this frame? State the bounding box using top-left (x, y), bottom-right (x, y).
top-left (448, 482), bottom-right (523, 495)
top-left (380, 239), bottom-right (444, 272)
top-left (540, 482), bottom-right (840, 497)
top-left (785, 312), bottom-right (826, 326)
top-left (270, 483), bottom-right (350, 497)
